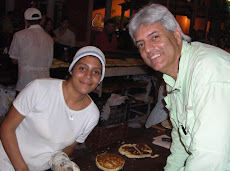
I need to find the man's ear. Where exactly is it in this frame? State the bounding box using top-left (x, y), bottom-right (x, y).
top-left (174, 27), bottom-right (182, 44)
top-left (70, 71), bottom-right (72, 75)
top-left (24, 20), bottom-right (31, 28)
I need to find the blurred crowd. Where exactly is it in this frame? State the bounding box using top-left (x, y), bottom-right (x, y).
top-left (0, 11), bottom-right (77, 51)
top-left (1, 9), bottom-right (230, 54)
top-left (0, 10), bottom-right (137, 54)
top-left (189, 28), bottom-right (230, 52)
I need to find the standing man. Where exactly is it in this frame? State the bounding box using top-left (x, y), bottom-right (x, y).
top-left (128, 3), bottom-right (230, 170)
top-left (93, 19), bottom-right (118, 51)
top-left (9, 8), bottom-right (53, 95)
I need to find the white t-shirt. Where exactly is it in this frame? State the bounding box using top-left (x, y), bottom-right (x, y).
top-left (9, 25), bottom-right (54, 91)
top-left (0, 78), bottom-right (100, 171)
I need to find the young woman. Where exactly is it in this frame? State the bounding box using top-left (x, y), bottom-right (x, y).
top-left (0, 46), bottom-right (105, 171)
top-left (44, 17), bottom-right (56, 38)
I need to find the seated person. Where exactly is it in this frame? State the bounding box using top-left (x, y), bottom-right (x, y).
top-left (54, 16), bottom-right (76, 47)
top-left (0, 46), bottom-right (106, 171)
top-left (93, 19), bottom-right (118, 51)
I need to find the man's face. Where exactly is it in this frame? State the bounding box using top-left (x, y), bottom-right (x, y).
top-left (61, 20), bottom-right (69, 30)
top-left (105, 23), bottom-right (115, 35)
top-left (135, 22), bottom-right (182, 77)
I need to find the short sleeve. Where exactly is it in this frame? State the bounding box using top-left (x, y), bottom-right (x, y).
top-left (9, 33), bottom-right (20, 59)
top-left (13, 80), bottom-right (40, 116)
top-left (76, 104), bottom-right (100, 143)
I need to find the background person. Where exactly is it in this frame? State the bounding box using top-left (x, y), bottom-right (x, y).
top-left (44, 17), bottom-right (59, 43)
top-left (128, 3), bottom-right (230, 170)
top-left (0, 11), bottom-right (15, 49)
top-left (8, 8), bottom-right (53, 96)
top-left (44, 17), bottom-right (55, 38)
top-left (93, 18), bottom-right (118, 51)
top-left (54, 16), bottom-right (76, 47)
top-left (40, 14), bottom-right (46, 28)
top-left (0, 46), bottom-right (106, 171)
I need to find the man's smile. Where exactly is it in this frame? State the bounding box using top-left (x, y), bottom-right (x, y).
top-left (150, 54), bottom-right (161, 60)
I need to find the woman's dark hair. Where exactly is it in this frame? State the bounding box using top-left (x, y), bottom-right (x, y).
top-left (44, 17), bottom-right (53, 26)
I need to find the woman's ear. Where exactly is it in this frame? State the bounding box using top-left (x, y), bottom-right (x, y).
top-left (70, 71), bottom-right (72, 75)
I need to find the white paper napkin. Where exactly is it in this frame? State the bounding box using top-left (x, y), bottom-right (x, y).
top-left (152, 134), bottom-right (171, 149)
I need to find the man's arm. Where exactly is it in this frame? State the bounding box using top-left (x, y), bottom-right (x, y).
top-left (8, 32), bottom-right (19, 61)
top-left (164, 119), bottom-right (189, 171)
top-left (0, 106), bottom-right (29, 171)
top-left (181, 83), bottom-right (230, 170)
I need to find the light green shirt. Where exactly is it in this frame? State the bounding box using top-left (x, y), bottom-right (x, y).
top-left (164, 41), bottom-right (230, 171)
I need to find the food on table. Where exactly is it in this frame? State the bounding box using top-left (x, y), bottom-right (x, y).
top-left (96, 153), bottom-right (125, 171)
top-left (118, 143), bottom-right (152, 158)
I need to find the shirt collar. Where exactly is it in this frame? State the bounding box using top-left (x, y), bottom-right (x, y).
top-left (28, 24), bottom-right (43, 30)
top-left (163, 41), bottom-right (191, 89)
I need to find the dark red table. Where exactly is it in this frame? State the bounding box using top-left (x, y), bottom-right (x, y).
top-left (71, 127), bottom-right (171, 171)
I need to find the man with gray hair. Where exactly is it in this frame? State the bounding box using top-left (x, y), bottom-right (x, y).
top-left (128, 3), bottom-right (230, 170)
top-left (9, 8), bottom-right (53, 96)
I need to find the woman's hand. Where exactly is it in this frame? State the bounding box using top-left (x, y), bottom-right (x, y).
top-left (15, 163), bottom-right (29, 171)
top-left (62, 141), bottom-right (78, 156)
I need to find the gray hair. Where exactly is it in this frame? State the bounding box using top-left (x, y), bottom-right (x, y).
top-left (128, 3), bottom-right (191, 44)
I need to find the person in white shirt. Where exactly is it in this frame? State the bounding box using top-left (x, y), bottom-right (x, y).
top-left (8, 8), bottom-right (53, 95)
top-left (0, 46), bottom-right (106, 171)
top-left (54, 16), bottom-right (76, 47)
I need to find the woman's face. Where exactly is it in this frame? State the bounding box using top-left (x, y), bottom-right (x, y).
top-left (45, 20), bottom-right (53, 32)
top-left (70, 56), bottom-right (102, 95)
